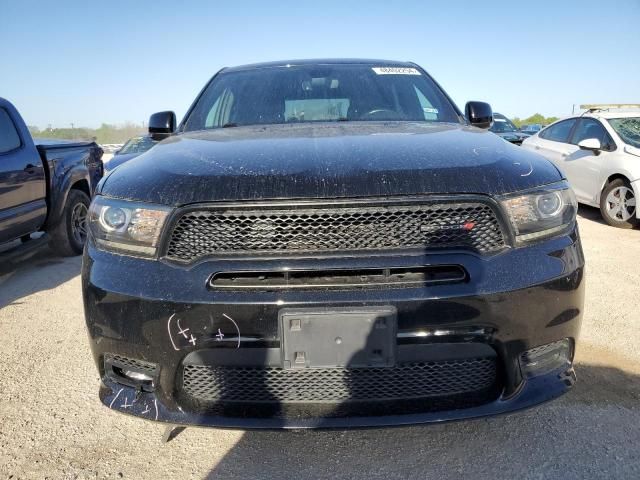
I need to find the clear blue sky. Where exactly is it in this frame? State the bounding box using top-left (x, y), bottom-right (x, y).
top-left (1, 0), bottom-right (638, 129)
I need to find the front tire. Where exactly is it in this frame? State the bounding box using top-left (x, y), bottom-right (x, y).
top-left (49, 189), bottom-right (91, 256)
top-left (599, 178), bottom-right (638, 229)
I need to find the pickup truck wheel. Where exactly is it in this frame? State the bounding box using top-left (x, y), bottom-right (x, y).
top-left (599, 178), bottom-right (638, 229)
top-left (49, 189), bottom-right (91, 256)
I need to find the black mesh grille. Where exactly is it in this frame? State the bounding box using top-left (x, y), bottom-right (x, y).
top-left (104, 354), bottom-right (157, 374)
top-left (165, 200), bottom-right (505, 262)
top-left (181, 358), bottom-right (497, 403)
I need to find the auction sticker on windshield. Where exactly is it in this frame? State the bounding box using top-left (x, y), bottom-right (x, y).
top-left (372, 67), bottom-right (421, 75)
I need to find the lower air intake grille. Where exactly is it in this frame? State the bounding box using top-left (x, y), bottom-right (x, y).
top-left (164, 199), bottom-right (505, 262)
top-left (181, 358), bottom-right (497, 403)
top-left (104, 354), bottom-right (157, 375)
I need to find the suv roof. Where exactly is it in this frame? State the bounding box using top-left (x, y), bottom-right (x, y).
top-left (223, 58), bottom-right (417, 72)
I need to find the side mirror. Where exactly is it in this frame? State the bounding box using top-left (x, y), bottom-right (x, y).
top-left (578, 138), bottom-right (601, 153)
top-left (465, 101), bottom-right (493, 129)
top-left (148, 111), bottom-right (176, 140)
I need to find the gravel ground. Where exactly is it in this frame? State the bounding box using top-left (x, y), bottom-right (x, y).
top-left (1, 206), bottom-right (639, 479)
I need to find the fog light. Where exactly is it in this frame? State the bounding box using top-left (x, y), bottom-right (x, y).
top-left (103, 354), bottom-right (158, 392)
top-left (123, 370), bottom-right (154, 382)
top-left (519, 339), bottom-right (572, 378)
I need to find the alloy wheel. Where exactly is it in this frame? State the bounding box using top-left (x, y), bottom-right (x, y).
top-left (605, 186), bottom-right (636, 221)
top-left (71, 202), bottom-right (89, 246)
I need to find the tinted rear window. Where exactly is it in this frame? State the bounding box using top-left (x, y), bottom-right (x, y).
top-left (540, 119), bottom-right (576, 143)
top-left (0, 108), bottom-right (21, 153)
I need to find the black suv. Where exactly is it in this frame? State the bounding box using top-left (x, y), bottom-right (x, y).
top-left (489, 112), bottom-right (530, 145)
top-left (82, 59), bottom-right (584, 428)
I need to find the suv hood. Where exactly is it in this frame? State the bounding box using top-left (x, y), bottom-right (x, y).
top-left (100, 122), bottom-right (562, 206)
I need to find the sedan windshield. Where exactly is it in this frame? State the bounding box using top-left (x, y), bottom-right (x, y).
top-left (608, 117), bottom-right (640, 148)
top-left (118, 136), bottom-right (156, 155)
top-left (182, 64), bottom-right (461, 131)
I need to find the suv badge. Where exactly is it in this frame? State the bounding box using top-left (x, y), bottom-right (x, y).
top-left (420, 221), bottom-right (475, 233)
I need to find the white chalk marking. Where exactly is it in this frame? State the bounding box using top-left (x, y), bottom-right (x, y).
top-left (154, 399), bottom-right (158, 420)
top-left (222, 313), bottom-right (242, 349)
top-left (514, 161), bottom-right (534, 177)
top-left (109, 388), bottom-right (124, 408)
top-left (177, 319), bottom-right (190, 338)
top-left (216, 329), bottom-right (225, 341)
top-left (167, 313), bottom-right (180, 351)
top-left (121, 397), bottom-right (133, 409)
top-left (189, 334), bottom-right (197, 346)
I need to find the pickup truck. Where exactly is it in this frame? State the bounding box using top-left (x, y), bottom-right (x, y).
top-left (0, 97), bottom-right (103, 257)
top-left (83, 59), bottom-right (584, 430)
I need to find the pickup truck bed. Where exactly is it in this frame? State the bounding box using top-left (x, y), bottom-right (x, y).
top-left (0, 97), bottom-right (103, 256)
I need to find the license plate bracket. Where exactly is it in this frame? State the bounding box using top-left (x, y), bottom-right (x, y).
top-left (279, 307), bottom-right (397, 369)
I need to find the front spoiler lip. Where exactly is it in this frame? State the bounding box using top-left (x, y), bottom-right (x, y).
top-left (98, 366), bottom-right (576, 430)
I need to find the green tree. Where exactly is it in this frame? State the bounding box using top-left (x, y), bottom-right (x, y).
top-left (512, 114), bottom-right (559, 128)
top-left (31, 123), bottom-right (146, 144)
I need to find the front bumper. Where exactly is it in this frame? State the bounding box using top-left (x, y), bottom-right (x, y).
top-left (82, 226), bottom-right (584, 429)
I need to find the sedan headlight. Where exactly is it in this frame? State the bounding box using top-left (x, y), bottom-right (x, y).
top-left (88, 196), bottom-right (172, 257)
top-left (500, 183), bottom-right (577, 244)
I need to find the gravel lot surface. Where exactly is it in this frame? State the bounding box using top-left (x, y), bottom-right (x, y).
top-left (1, 206), bottom-right (639, 479)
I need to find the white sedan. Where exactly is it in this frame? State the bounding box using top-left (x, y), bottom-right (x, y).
top-left (522, 105), bottom-right (640, 228)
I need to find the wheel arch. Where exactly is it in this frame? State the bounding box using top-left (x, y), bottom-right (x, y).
top-left (597, 173), bottom-right (634, 205)
top-left (71, 179), bottom-right (91, 198)
top-left (44, 169), bottom-right (91, 230)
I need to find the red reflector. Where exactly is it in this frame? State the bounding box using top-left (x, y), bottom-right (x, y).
top-left (463, 222), bottom-right (475, 231)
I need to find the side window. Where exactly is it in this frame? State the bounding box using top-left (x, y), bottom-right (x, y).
top-left (413, 86), bottom-right (438, 120)
top-left (539, 119), bottom-right (576, 143)
top-left (570, 118), bottom-right (616, 151)
top-left (0, 108), bottom-right (22, 154)
top-left (205, 88), bottom-right (234, 128)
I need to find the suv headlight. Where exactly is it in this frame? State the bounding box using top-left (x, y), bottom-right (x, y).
top-left (499, 182), bottom-right (578, 244)
top-left (88, 196), bottom-right (171, 257)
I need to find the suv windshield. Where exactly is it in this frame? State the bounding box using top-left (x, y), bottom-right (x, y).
top-left (490, 115), bottom-right (518, 133)
top-left (608, 117), bottom-right (640, 148)
top-left (182, 64), bottom-right (461, 131)
top-left (118, 136), bottom-right (155, 155)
